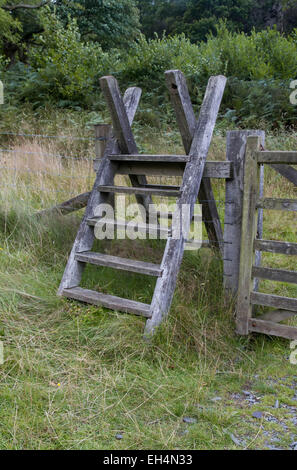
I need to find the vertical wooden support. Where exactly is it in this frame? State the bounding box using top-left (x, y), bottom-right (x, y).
top-left (236, 136), bottom-right (261, 335)
top-left (224, 130), bottom-right (265, 294)
top-left (93, 124), bottom-right (111, 172)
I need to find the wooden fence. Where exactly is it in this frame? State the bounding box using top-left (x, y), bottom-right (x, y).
top-left (236, 136), bottom-right (297, 340)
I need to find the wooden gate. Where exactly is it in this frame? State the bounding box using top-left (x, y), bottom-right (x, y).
top-left (236, 136), bottom-right (297, 340)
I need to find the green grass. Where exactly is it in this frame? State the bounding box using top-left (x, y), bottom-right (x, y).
top-left (0, 117), bottom-right (296, 450)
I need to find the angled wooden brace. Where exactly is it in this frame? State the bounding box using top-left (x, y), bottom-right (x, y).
top-left (100, 76), bottom-right (152, 218)
top-left (270, 164), bottom-right (297, 187)
top-left (58, 87), bottom-right (142, 294)
top-left (165, 70), bottom-right (224, 254)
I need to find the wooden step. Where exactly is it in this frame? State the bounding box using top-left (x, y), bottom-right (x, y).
top-left (75, 251), bottom-right (162, 276)
top-left (62, 287), bottom-right (151, 317)
top-left (113, 157), bottom-right (232, 179)
top-left (87, 218), bottom-right (171, 237)
top-left (109, 154), bottom-right (190, 163)
top-left (98, 185), bottom-right (181, 197)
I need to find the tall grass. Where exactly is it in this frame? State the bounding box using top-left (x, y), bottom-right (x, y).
top-left (0, 118), bottom-right (296, 449)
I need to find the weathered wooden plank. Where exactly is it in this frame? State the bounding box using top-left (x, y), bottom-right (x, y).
top-left (256, 309), bottom-right (297, 323)
top-left (58, 87), bottom-right (142, 295)
top-left (256, 151), bottom-right (297, 164)
top-left (109, 154), bottom-right (190, 163)
top-left (37, 191), bottom-right (91, 217)
top-left (271, 164), bottom-right (297, 187)
top-left (252, 266), bottom-right (297, 284)
top-left (224, 130), bottom-right (265, 293)
top-left (145, 73), bottom-right (227, 336)
top-left (100, 76), bottom-right (151, 217)
top-left (257, 198), bottom-right (297, 211)
top-left (250, 292), bottom-right (297, 312)
top-left (117, 161), bottom-right (231, 178)
top-left (165, 69), bottom-right (225, 253)
top-left (62, 287), bottom-right (151, 317)
top-left (74, 252), bottom-right (162, 276)
top-left (254, 239), bottom-right (297, 255)
top-left (249, 318), bottom-right (297, 340)
top-left (117, 162), bottom-right (184, 177)
top-left (40, 163), bottom-right (229, 218)
top-left (203, 161), bottom-right (233, 179)
top-left (98, 185), bottom-right (181, 197)
top-left (236, 136), bottom-right (261, 335)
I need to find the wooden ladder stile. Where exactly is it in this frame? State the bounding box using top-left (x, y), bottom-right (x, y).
top-left (58, 71), bottom-right (227, 335)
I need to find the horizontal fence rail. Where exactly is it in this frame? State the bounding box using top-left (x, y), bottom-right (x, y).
top-left (254, 239), bottom-right (297, 255)
top-left (256, 151), bottom-right (297, 164)
top-left (257, 197), bottom-right (297, 211)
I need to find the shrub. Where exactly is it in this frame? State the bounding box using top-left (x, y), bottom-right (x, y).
top-left (19, 12), bottom-right (114, 106)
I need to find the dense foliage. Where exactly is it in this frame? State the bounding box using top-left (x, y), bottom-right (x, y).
top-left (54, 0), bottom-right (141, 49)
top-left (138, 0), bottom-right (297, 40)
top-left (0, 1), bottom-right (296, 128)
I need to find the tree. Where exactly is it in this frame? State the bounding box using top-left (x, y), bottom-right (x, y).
top-left (137, 1), bottom-right (187, 38)
top-left (54, 0), bottom-right (141, 49)
top-left (0, 1), bottom-right (49, 65)
top-left (137, 0), bottom-right (296, 41)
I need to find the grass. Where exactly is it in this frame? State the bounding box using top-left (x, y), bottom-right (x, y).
top-left (0, 110), bottom-right (296, 450)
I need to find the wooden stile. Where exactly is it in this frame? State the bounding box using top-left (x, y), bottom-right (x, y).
top-left (58, 71), bottom-right (227, 336)
top-left (58, 85), bottom-right (142, 294)
top-left (165, 70), bottom-right (225, 254)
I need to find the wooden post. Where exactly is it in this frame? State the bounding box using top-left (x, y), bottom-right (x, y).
top-left (93, 124), bottom-right (111, 172)
top-left (224, 130), bottom-right (265, 294)
top-left (236, 136), bottom-right (261, 335)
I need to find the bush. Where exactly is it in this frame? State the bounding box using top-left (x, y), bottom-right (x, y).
top-left (16, 12), bottom-right (114, 107)
top-left (225, 78), bottom-right (297, 128)
top-left (201, 23), bottom-right (297, 80)
top-left (116, 24), bottom-right (297, 128)
top-left (2, 18), bottom-right (297, 128)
